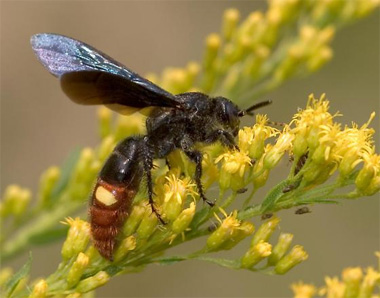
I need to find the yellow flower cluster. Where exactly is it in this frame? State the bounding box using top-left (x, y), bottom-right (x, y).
top-left (216, 94), bottom-right (379, 198)
top-left (291, 252), bottom-right (380, 298)
top-left (142, 0), bottom-right (379, 102)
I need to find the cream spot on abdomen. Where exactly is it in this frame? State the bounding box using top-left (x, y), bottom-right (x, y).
top-left (95, 186), bottom-right (117, 206)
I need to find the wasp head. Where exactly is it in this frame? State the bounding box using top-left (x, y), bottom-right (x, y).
top-left (214, 97), bottom-right (244, 136)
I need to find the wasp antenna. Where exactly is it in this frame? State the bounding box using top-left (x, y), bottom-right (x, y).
top-left (245, 99), bottom-right (272, 114)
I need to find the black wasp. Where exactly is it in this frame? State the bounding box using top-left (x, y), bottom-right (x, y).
top-left (31, 33), bottom-right (270, 260)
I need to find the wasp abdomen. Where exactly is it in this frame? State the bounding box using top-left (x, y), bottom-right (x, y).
top-left (90, 137), bottom-right (143, 260)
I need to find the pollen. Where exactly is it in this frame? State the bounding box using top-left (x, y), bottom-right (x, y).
top-left (291, 94), bottom-right (338, 134)
top-left (215, 151), bottom-right (252, 177)
top-left (95, 186), bottom-right (117, 206)
top-left (163, 174), bottom-right (196, 204)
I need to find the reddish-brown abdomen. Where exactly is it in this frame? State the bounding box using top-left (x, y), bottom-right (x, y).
top-left (90, 178), bottom-right (137, 260)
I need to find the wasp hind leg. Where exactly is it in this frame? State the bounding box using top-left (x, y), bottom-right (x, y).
top-left (142, 139), bottom-right (166, 225)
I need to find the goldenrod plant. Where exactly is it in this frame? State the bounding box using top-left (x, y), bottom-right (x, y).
top-left (1, 1), bottom-right (379, 297)
top-left (291, 252), bottom-right (380, 298)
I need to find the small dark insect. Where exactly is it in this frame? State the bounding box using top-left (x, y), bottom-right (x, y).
top-left (261, 213), bottom-right (273, 220)
top-left (207, 222), bottom-right (219, 232)
top-left (236, 187), bottom-right (248, 194)
top-left (295, 207), bottom-right (311, 215)
top-left (31, 33), bottom-right (271, 260)
top-left (294, 152), bottom-right (309, 175)
top-left (282, 184), bottom-right (296, 193)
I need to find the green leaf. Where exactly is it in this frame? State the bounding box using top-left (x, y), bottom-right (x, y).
top-left (300, 198), bottom-right (339, 205)
top-left (3, 253), bottom-right (32, 298)
top-left (153, 256), bottom-right (188, 265)
top-left (190, 207), bottom-right (212, 229)
top-left (261, 180), bottom-right (289, 213)
top-left (193, 256), bottom-right (241, 270)
top-left (29, 226), bottom-right (67, 245)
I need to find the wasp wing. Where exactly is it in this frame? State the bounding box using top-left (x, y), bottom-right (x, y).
top-left (30, 33), bottom-right (182, 110)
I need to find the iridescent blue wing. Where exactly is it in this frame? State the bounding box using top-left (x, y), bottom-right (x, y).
top-left (30, 33), bottom-right (182, 111)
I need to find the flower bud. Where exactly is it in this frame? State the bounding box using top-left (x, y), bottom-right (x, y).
top-left (12, 188), bottom-right (31, 217)
top-left (97, 106), bottom-right (112, 139)
top-left (223, 221), bottom-right (255, 250)
top-left (253, 169), bottom-right (270, 189)
top-left (123, 204), bottom-right (146, 236)
top-left (206, 210), bottom-right (241, 251)
top-left (293, 132), bottom-right (309, 158)
top-left (267, 233), bottom-right (293, 266)
top-left (84, 246), bottom-right (100, 264)
top-left (302, 161), bottom-right (323, 184)
top-left (223, 9), bottom-right (240, 41)
top-left (243, 46), bottom-right (270, 78)
top-left (161, 174), bottom-right (196, 222)
top-left (38, 166), bottom-right (60, 207)
top-left (1, 185), bottom-right (31, 217)
top-left (172, 202), bottom-right (196, 235)
top-left (76, 271), bottom-right (110, 293)
top-left (61, 218), bottom-right (91, 260)
top-left (114, 236), bottom-right (137, 262)
top-left (75, 148), bottom-right (95, 180)
top-left (291, 281), bottom-right (317, 298)
top-left (29, 279), bottom-right (48, 298)
top-left (355, 164), bottom-right (376, 191)
top-left (251, 216), bottom-right (280, 246)
top-left (136, 209), bottom-right (158, 240)
top-left (201, 153), bottom-right (219, 190)
top-left (215, 151), bottom-right (252, 191)
top-left (97, 136), bottom-right (116, 163)
top-left (161, 68), bottom-right (189, 94)
top-left (68, 148), bottom-right (96, 200)
top-left (241, 240), bottom-right (272, 268)
top-left (339, 151), bottom-right (361, 178)
top-left (358, 267), bottom-right (380, 298)
top-left (67, 253), bottom-right (90, 288)
top-left (0, 267), bottom-right (13, 287)
top-left (203, 33), bottom-right (221, 71)
top-left (186, 62), bottom-right (200, 85)
top-left (114, 113), bottom-right (145, 141)
top-left (361, 175), bottom-right (380, 196)
top-left (355, 0), bottom-right (380, 18)
top-left (306, 128), bottom-right (321, 152)
top-left (307, 46), bottom-right (333, 72)
top-left (342, 267), bottom-right (363, 298)
top-left (274, 245), bottom-right (308, 274)
top-left (263, 129), bottom-right (294, 170)
top-left (66, 293), bottom-right (81, 298)
top-left (218, 168), bottom-right (232, 190)
top-left (324, 276), bottom-right (345, 298)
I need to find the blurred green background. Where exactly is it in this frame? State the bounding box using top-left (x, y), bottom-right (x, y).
top-left (1, 1), bottom-right (379, 297)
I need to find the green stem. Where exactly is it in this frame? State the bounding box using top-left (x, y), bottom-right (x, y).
top-left (0, 201), bottom-right (83, 262)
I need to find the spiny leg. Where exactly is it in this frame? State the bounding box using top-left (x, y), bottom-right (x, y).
top-left (142, 139), bottom-right (166, 225)
top-left (205, 129), bottom-right (239, 151)
top-left (184, 149), bottom-right (214, 207)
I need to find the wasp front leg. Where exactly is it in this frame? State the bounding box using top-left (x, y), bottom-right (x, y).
top-left (205, 129), bottom-right (239, 151)
top-left (180, 137), bottom-right (215, 206)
